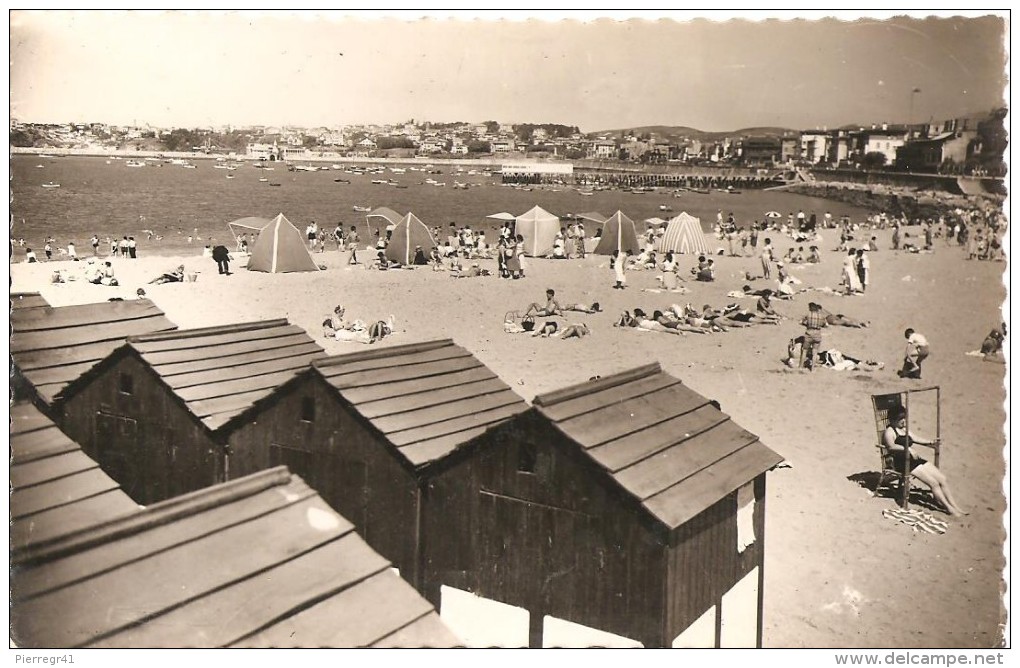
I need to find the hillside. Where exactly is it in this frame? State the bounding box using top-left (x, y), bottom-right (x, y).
top-left (598, 125), bottom-right (797, 141)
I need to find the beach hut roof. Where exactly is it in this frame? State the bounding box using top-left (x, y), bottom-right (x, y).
top-left (311, 339), bottom-right (528, 470)
top-left (11, 299), bottom-right (177, 406)
top-left (57, 319), bottom-right (325, 434)
top-left (531, 363), bottom-right (783, 530)
top-left (10, 292), bottom-right (51, 309)
top-left (10, 466), bottom-right (460, 648)
top-left (10, 401), bottom-right (139, 557)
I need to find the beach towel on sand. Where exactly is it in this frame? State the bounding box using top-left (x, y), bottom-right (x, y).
top-left (882, 508), bottom-right (948, 534)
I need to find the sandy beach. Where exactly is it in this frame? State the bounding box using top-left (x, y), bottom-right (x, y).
top-left (10, 225), bottom-right (1007, 648)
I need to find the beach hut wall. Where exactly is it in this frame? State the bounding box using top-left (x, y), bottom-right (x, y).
top-left (11, 299), bottom-right (177, 408)
top-left (425, 363), bottom-right (783, 648)
top-left (387, 212), bottom-right (437, 265)
top-left (54, 319), bottom-right (325, 505)
top-left (514, 205), bottom-right (561, 256)
top-left (658, 212), bottom-right (710, 255)
top-left (247, 213), bottom-right (320, 273)
top-left (10, 466), bottom-right (460, 648)
top-left (592, 210), bottom-right (642, 256)
top-left (232, 338), bottom-right (529, 592)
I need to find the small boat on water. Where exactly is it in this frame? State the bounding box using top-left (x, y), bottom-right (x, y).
top-left (578, 191), bottom-right (594, 196)
top-left (659, 205), bottom-right (673, 211)
top-left (269, 183), bottom-right (282, 187)
top-left (36, 164), bottom-right (45, 168)
top-left (352, 205), bottom-right (371, 212)
top-left (334, 178), bottom-right (351, 184)
top-left (41, 182), bottom-right (60, 188)
top-left (226, 174), bottom-right (235, 179)
top-left (125, 160), bottom-right (145, 167)
top-left (259, 178), bottom-right (269, 182)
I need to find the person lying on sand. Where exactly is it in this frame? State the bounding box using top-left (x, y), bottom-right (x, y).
top-left (149, 265), bottom-right (186, 285)
top-left (721, 303), bottom-right (780, 325)
top-left (654, 309), bottom-right (711, 334)
top-left (561, 301), bottom-right (601, 314)
top-left (626, 308), bottom-right (685, 335)
top-left (818, 306), bottom-right (870, 328)
top-left (451, 262), bottom-right (488, 278)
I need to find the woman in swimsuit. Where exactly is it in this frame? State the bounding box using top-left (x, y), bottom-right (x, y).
top-left (882, 408), bottom-right (967, 517)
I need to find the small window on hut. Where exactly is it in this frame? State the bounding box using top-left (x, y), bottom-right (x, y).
top-left (517, 441), bottom-right (537, 474)
top-left (300, 396), bottom-right (315, 423)
top-left (119, 372), bottom-right (134, 395)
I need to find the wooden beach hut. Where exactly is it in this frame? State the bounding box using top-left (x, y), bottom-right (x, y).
top-left (232, 339), bottom-right (529, 590)
top-left (54, 319), bottom-right (325, 505)
top-left (10, 401), bottom-right (139, 556)
top-left (11, 466), bottom-right (461, 648)
top-left (424, 363), bottom-right (784, 648)
top-left (11, 299), bottom-right (177, 409)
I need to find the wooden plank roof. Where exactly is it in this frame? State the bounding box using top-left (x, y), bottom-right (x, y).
top-left (10, 402), bottom-right (139, 555)
top-left (532, 363), bottom-right (784, 531)
top-left (313, 339), bottom-right (528, 469)
top-left (10, 292), bottom-right (50, 309)
top-left (125, 319), bottom-right (325, 433)
top-left (10, 299), bottom-right (177, 405)
top-left (10, 467), bottom-right (461, 648)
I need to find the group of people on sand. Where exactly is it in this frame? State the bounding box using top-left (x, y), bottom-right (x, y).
top-left (322, 305), bottom-right (395, 345)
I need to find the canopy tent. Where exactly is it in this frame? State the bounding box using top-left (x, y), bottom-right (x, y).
top-left (486, 212), bottom-right (517, 221)
top-left (658, 212), bottom-right (710, 255)
top-left (644, 217), bottom-right (667, 227)
top-left (576, 211), bottom-right (608, 225)
top-left (247, 214), bottom-right (320, 273)
top-left (592, 210), bottom-right (642, 256)
top-left (515, 205), bottom-right (561, 257)
top-left (227, 217), bottom-right (271, 244)
top-left (365, 207), bottom-right (403, 238)
top-left (387, 212), bottom-right (437, 265)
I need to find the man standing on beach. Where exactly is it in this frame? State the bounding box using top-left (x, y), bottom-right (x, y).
top-left (91, 235), bottom-right (99, 255)
top-left (800, 302), bottom-right (828, 369)
top-left (612, 249), bottom-right (628, 289)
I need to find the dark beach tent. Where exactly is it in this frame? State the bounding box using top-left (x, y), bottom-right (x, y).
top-left (515, 205), bottom-right (561, 256)
top-left (247, 214), bottom-right (319, 273)
top-left (593, 210), bottom-right (641, 255)
top-left (659, 212), bottom-right (710, 255)
top-left (387, 212), bottom-right (437, 265)
top-left (575, 211), bottom-right (608, 225)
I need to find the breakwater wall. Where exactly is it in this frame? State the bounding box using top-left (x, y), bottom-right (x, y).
top-left (810, 168), bottom-right (1005, 196)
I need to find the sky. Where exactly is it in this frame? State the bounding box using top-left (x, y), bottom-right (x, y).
top-left (9, 10), bottom-right (1009, 132)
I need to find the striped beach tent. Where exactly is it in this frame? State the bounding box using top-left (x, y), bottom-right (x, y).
top-left (247, 214), bottom-right (319, 273)
top-left (592, 210), bottom-right (642, 256)
top-left (659, 212), bottom-right (710, 255)
top-left (515, 205), bottom-right (560, 256)
top-left (387, 212), bottom-right (437, 264)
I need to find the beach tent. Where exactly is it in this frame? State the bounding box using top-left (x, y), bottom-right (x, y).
top-left (576, 211), bottom-right (608, 225)
top-left (659, 212), bottom-right (710, 255)
top-left (486, 212), bottom-right (517, 221)
top-left (365, 207), bottom-right (403, 237)
top-left (515, 205), bottom-right (561, 256)
top-left (247, 214), bottom-right (319, 273)
top-left (644, 217), bottom-right (667, 227)
top-left (227, 217), bottom-right (271, 245)
top-left (592, 210), bottom-right (642, 256)
top-left (387, 212), bottom-right (437, 264)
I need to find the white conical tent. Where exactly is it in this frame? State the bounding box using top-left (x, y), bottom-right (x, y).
top-left (514, 205), bottom-right (561, 256)
top-left (387, 212), bottom-right (437, 264)
top-left (659, 212), bottom-right (710, 255)
top-left (247, 214), bottom-right (320, 273)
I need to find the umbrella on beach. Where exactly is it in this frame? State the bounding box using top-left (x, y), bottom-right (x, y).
top-left (764, 211), bottom-right (782, 218)
top-left (486, 212), bottom-right (516, 221)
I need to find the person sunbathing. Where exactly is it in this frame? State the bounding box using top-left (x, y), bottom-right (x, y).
top-left (654, 309), bottom-right (710, 334)
top-left (149, 265), bottom-right (185, 285)
top-left (701, 304), bottom-right (752, 328)
top-left (525, 289), bottom-right (563, 317)
top-left (819, 306), bottom-right (870, 328)
top-left (556, 323), bottom-right (591, 339)
top-left (722, 303), bottom-right (779, 325)
top-left (631, 308), bottom-right (684, 335)
top-left (883, 407), bottom-right (968, 517)
top-left (561, 301), bottom-right (601, 313)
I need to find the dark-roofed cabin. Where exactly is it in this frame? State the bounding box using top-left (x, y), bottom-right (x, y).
top-left (11, 299), bottom-right (177, 409)
top-left (425, 363), bottom-right (784, 648)
top-left (10, 401), bottom-right (140, 556)
top-left (234, 339), bottom-right (528, 590)
top-left (10, 467), bottom-right (461, 648)
top-left (54, 319), bottom-right (325, 505)
top-left (10, 292), bottom-right (50, 309)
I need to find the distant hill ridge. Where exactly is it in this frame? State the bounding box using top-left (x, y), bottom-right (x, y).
top-left (599, 125), bottom-right (797, 141)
